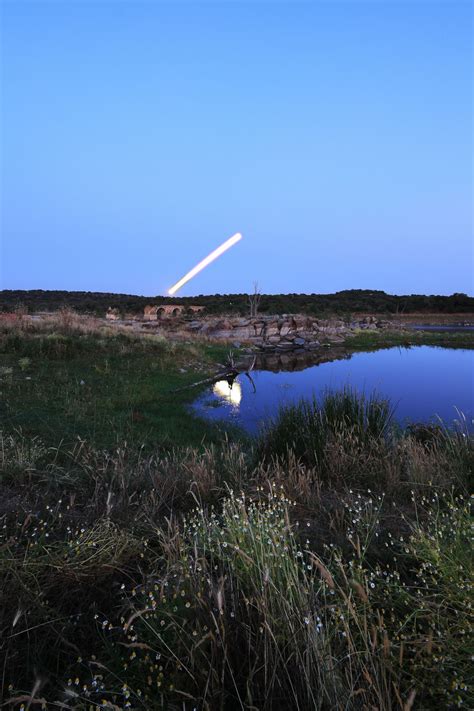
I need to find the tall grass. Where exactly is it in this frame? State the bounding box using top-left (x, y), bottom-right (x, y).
top-left (258, 388), bottom-right (394, 470)
top-left (36, 489), bottom-right (471, 710)
top-left (1, 375), bottom-right (473, 708)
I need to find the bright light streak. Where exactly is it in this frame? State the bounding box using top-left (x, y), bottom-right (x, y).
top-left (168, 232), bottom-right (242, 295)
top-left (213, 380), bottom-right (242, 407)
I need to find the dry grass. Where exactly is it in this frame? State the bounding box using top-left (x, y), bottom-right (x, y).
top-left (12, 487), bottom-right (466, 710)
top-left (1, 422), bottom-right (472, 708)
top-left (0, 307), bottom-right (136, 338)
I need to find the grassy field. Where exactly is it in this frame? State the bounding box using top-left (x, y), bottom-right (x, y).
top-left (1, 315), bottom-right (473, 710)
top-left (344, 328), bottom-right (474, 350)
top-left (0, 314), bottom-right (231, 451)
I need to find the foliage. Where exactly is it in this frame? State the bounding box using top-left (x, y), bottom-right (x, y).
top-left (1, 288), bottom-right (473, 317)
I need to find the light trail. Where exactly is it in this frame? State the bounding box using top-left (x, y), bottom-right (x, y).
top-left (168, 232), bottom-right (242, 295)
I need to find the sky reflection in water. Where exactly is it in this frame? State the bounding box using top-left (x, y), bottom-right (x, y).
top-left (192, 346), bottom-right (474, 435)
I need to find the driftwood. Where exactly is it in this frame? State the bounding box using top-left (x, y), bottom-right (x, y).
top-left (171, 352), bottom-right (256, 393)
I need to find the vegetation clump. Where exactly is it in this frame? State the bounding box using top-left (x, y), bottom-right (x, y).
top-left (258, 388), bottom-right (394, 472)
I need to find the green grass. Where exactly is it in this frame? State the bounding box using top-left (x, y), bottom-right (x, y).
top-left (345, 328), bottom-right (474, 350)
top-left (0, 330), bottom-right (231, 450)
top-left (258, 388), bottom-right (395, 471)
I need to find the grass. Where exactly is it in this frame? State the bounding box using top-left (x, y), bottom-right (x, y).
top-left (345, 328), bottom-right (474, 350)
top-left (1, 443), bottom-right (471, 708)
top-left (1, 316), bottom-right (473, 709)
top-left (257, 388), bottom-right (395, 472)
top-left (0, 312), bottom-right (230, 450)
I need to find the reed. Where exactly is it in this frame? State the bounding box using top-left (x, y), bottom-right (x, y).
top-left (1, 426), bottom-right (472, 708)
top-left (257, 388), bottom-right (395, 474)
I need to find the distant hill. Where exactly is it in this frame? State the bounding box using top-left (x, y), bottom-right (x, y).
top-left (0, 289), bottom-right (473, 316)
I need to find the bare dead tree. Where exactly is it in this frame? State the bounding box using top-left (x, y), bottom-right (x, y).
top-left (248, 282), bottom-right (261, 319)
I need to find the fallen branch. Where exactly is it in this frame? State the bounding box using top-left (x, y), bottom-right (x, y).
top-left (170, 353), bottom-right (257, 394)
top-left (170, 368), bottom-right (241, 393)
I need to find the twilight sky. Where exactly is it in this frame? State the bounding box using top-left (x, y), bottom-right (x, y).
top-left (1, 0), bottom-right (472, 296)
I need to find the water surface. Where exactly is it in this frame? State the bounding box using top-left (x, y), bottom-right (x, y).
top-left (192, 346), bottom-right (474, 435)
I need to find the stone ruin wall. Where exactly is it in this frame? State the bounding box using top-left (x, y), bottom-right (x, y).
top-left (144, 305), bottom-right (205, 320)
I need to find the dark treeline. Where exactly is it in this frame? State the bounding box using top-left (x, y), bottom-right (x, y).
top-left (1, 288), bottom-right (473, 316)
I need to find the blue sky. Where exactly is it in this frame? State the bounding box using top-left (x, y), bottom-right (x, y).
top-left (1, 0), bottom-right (472, 296)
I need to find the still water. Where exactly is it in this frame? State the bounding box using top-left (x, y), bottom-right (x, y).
top-left (192, 346), bottom-right (474, 435)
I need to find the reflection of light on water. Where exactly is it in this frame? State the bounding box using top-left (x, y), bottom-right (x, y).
top-left (213, 380), bottom-right (242, 406)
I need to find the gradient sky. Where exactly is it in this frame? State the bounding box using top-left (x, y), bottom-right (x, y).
top-left (1, 0), bottom-right (472, 296)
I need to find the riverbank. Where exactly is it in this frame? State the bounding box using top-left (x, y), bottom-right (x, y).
top-left (388, 311), bottom-right (474, 325)
top-left (9, 309), bottom-right (474, 354)
top-left (344, 328), bottom-right (474, 350)
top-left (132, 312), bottom-right (474, 353)
top-left (0, 316), bottom-right (230, 450)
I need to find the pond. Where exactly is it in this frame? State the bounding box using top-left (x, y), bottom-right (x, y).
top-left (192, 346), bottom-right (474, 435)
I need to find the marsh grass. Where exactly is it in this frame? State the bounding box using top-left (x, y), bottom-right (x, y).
top-left (1, 326), bottom-right (473, 709)
top-left (1, 423), bottom-right (472, 709)
top-left (256, 390), bottom-right (474, 497)
top-left (345, 328), bottom-right (474, 350)
top-left (257, 388), bottom-right (395, 477)
top-left (0, 316), bottom-right (229, 450)
top-left (31, 489), bottom-right (470, 710)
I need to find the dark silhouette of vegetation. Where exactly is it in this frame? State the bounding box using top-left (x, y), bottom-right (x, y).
top-left (1, 288), bottom-right (473, 317)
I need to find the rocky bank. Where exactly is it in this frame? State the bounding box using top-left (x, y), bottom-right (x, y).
top-left (141, 314), bottom-right (395, 351)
